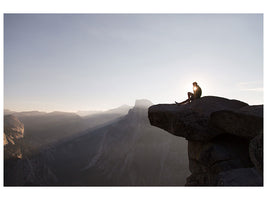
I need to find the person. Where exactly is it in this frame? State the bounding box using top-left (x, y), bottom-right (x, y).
top-left (175, 82), bottom-right (202, 105)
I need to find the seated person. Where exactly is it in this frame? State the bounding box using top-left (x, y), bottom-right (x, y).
top-left (176, 82), bottom-right (202, 105)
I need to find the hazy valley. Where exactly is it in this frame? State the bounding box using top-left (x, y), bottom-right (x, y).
top-left (4, 100), bottom-right (189, 186)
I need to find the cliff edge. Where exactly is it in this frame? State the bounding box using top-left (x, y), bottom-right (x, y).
top-left (148, 96), bottom-right (263, 186)
top-left (4, 115), bottom-right (24, 146)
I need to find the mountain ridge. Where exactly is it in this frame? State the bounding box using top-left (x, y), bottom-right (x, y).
top-left (4, 98), bottom-right (189, 186)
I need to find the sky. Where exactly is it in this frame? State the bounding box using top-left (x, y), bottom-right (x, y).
top-left (4, 14), bottom-right (263, 112)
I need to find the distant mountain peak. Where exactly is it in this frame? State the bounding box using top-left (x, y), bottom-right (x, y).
top-left (134, 99), bottom-right (153, 108)
top-left (106, 104), bottom-right (132, 114)
top-left (117, 104), bottom-right (131, 109)
top-left (4, 109), bottom-right (16, 115)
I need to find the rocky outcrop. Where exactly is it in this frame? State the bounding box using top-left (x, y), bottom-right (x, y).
top-left (249, 131), bottom-right (263, 174)
top-left (4, 148), bottom-right (58, 186)
top-left (148, 96), bottom-right (263, 186)
top-left (4, 115), bottom-right (24, 146)
top-left (4, 115), bottom-right (58, 185)
top-left (210, 105), bottom-right (263, 139)
top-left (4, 115), bottom-right (25, 160)
top-left (134, 99), bottom-right (153, 108)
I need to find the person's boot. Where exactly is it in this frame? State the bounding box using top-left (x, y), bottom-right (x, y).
top-left (175, 101), bottom-right (184, 105)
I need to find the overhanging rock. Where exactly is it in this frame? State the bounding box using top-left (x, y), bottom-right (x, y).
top-left (148, 96), bottom-right (248, 141)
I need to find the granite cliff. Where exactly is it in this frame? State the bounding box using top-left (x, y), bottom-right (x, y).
top-left (148, 96), bottom-right (263, 186)
top-left (4, 115), bottom-right (24, 159)
top-left (47, 99), bottom-right (189, 186)
top-left (4, 115), bottom-right (24, 146)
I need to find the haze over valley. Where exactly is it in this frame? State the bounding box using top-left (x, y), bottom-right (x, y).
top-left (4, 99), bottom-right (189, 185)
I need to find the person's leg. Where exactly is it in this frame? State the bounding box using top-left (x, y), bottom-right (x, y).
top-left (176, 92), bottom-right (192, 105)
top-left (188, 92), bottom-right (194, 102)
top-left (176, 99), bottom-right (190, 105)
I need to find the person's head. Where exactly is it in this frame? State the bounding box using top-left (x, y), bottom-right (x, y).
top-left (192, 82), bottom-right (197, 86)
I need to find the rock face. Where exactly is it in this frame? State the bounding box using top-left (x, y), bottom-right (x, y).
top-left (148, 96), bottom-right (263, 186)
top-left (4, 115), bottom-right (24, 146)
top-left (134, 99), bottom-right (153, 108)
top-left (48, 99), bottom-right (189, 186)
top-left (4, 115), bottom-right (25, 160)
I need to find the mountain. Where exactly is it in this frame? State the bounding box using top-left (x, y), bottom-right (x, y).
top-left (4, 99), bottom-right (189, 186)
top-left (39, 99), bottom-right (189, 186)
top-left (134, 99), bottom-right (153, 108)
top-left (105, 104), bottom-right (132, 114)
top-left (12, 111), bottom-right (47, 117)
top-left (81, 105), bottom-right (132, 131)
top-left (4, 109), bottom-right (16, 115)
top-left (4, 105), bottom-right (133, 185)
top-left (77, 104), bottom-right (131, 117)
top-left (10, 111), bottom-right (85, 152)
top-left (4, 105), bottom-right (132, 153)
top-left (76, 110), bottom-right (102, 117)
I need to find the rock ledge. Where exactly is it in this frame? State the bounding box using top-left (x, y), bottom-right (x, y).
top-left (148, 96), bottom-right (263, 186)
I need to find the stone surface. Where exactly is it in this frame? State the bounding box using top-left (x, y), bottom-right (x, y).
top-left (4, 115), bottom-right (24, 146)
top-left (186, 173), bottom-right (211, 186)
top-left (148, 96), bottom-right (263, 186)
top-left (249, 131), bottom-right (263, 174)
top-left (148, 96), bottom-right (248, 141)
top-left (238, 105), bottom-right (263, 118)
top-left (210, 105), bottom-right (263, 139)
top-left (217, 168), bottom-right (263, 186)
top-left (187, 135), bottom-right (254, 185)
top-left (4, 134), bottom-right (8, 146)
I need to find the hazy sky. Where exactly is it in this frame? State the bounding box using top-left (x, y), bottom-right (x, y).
top-left (4, 14), bottom-right (263, 112)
